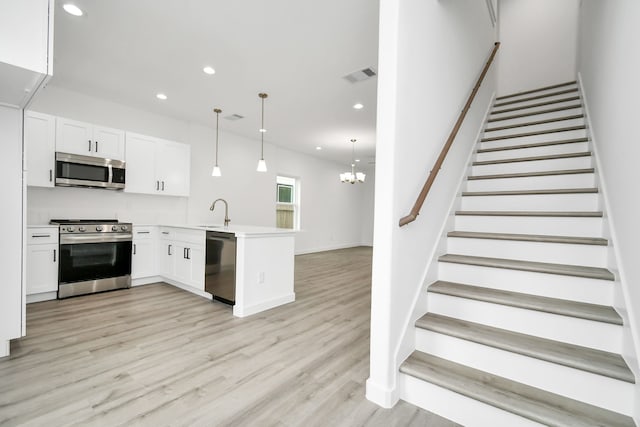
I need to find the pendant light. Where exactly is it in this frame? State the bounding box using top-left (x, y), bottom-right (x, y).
top-left (340, 139), bottom-right (366, 184)
top-left (211, 108), bottom-right (222, 177)
top-left (257, 92), bottom-right (268, 172)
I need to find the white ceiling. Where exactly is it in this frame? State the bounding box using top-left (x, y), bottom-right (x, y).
top-left (50, 0), bottom-right (379, 166)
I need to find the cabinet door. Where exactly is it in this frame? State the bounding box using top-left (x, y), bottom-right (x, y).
top-left (188, 245), bottom-right (205, 290)
top-left (159, 240), bottom-right (176, 278)
top-left (132, 239), bottom-right (156, 279)
top-left (173, 244), bottom-right (191, 284)
top-left (24, 110), bottom-right (55, 187)
top-left (93, 125), bottom-right (125, 160)
top-left (26, 244), bottom-right (58, 295)
top-left (55, 117), bottom-right (93, 156)
top-left (156, 140), bottom-right (190, 196)
top-left (124, 133), bottom-right (158, 194)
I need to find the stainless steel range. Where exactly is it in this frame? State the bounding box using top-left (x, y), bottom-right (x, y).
top-left (50, 219), bottom-right (132, 299)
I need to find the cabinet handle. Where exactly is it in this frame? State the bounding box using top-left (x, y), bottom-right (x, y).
top-left (161, 181), bottom-right (165, 191)
top-left (95, 141), bottom-right (99, 152)
top-left (156, 181), bottom-right (160, 191)
top-left (187, 248), bottom-right (191, 259)
top-left (31, 234), bottom-right (51, 238)
top-left (168, 244), bottom-right (172, 255)
top-left (133, 243), bottom-right (137, 255)
top-left (49, 169), bottom-right (53, 182)
top-left (183, 248), bottom-right (187, 259)
top-left (88, 140), bottom-right (92, 151)
top-left (53, 249), bottom-right (56, 262)
top-left (136, 231), bottom-right (150, 234)
top-left (161, 231), bottom-right (169, 235)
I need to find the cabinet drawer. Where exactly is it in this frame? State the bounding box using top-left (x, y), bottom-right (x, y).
top-left (159, 227), bottom-right (204, 245)
top-left (133, 226), bottom-right (157, 240)
top-left (27, 227), bottom-right (58, 245)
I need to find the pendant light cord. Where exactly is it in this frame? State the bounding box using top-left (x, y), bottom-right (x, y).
top-left (261, 96), bottom-right (265, 159)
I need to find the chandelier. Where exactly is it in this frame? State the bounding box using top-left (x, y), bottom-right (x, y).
top-left (340, 139), bottom-right (366, 184)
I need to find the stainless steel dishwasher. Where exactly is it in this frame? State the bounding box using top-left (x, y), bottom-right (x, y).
top-left (205, 231), bottom-right (236, 305)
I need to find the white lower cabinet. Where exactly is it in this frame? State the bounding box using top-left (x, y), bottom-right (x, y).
top-left (26, 227), bottom-right (58, 298)
top-left (132, 226), bottom-right (157, 279)
top-left (158, 227), bottom-right (204, 291)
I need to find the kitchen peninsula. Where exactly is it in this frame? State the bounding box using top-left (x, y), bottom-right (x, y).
top-left (132, 224), bottom-right (296, 317)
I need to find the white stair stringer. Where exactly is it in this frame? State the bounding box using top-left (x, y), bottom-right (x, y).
top-left (397, 81), bottom-right (638, 426)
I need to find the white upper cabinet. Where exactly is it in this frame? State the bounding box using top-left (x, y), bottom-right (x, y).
top-left (56, 118), bottom-right (125, 160)
top-left (0, 0), bottom-right (54, 108)
top-left (24, 110), bottom-right (55, 187)
top-left (125, 132), bottom-right (190, 197)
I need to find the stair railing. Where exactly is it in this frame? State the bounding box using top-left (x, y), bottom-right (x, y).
top-left (399, 42), bottom-right (501, 227)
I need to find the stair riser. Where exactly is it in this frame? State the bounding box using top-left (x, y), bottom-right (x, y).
top-left (497, 85), bottom-right (578, 104)
top-left (480, 129), bottom-right (587, 149)
top-left (399, 374), bottom-right (544, 427)
top-left (414, 330), bottom-right (635, 416)
top-left (437, 262), bottom-right (613, 305)
top-left (493, 92), bottom-right (581, 110)
top-left (484, 118), bottom-right (585, 139)
top-left (426, 293), bottom-right (621, 352)
top-left (454, 215), bottom-right (603, 238)
top-left (488, 107), bottom-right (583, 127)
top-left (491, 99), bottom-right (582, 117)
top-left (466, 173), bottom-right (595, 192)
top-left (476, 141), bottom-right (589, 162)
top-left (447, 237), bottom-right (607, 267)
top-left (460, 193), bottom-right (599, 211)
top-left (471, 156), bottom-right (592, 175)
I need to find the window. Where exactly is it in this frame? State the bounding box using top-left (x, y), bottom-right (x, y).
top-left (276, 176), bottom-right (298, 229)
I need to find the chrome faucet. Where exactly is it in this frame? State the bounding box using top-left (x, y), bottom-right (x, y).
top-left (210, 198), bottom-right (230, 227)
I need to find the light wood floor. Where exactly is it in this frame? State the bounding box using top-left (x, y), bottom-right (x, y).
top-left (0, 247), bottom-right (458, 427)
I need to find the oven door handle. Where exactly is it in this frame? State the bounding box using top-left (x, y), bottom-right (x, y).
top-left (60, 233), bottom-right (133, 244)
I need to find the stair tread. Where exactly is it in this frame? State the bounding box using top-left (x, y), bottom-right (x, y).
top-left (468, 168), bottom-right (594, 180)
top-left (416, 313), bottom-right (634, 382)
top-left (492, 96), bottom-right (581, 115)
top-left (438, 254), bottom-right (614, 281)
top-left (400, 352), bottom-right (636, 427)
top-left (455, 210), bottom-right (603, 217)
top-left (462, 188), bottom-right (598, 196)
top-left (447, 230), bottom-right (607, 246)
top-left (481, 126), bottom-right (586, 142)
top-left (494, 88), bottom-right (579, 107)
top-left (477, 137), bottom-right (589, 153)
top-left (485, 114), bottom-right (584, 132)
top-left (473, 151), bottom-right (591, 166)
top-left (428, 281), bottom-right (621, 325)
top-left (488, 104), bottom-right (583, 123)
top-left (496, 81), bottom-right (577, 100)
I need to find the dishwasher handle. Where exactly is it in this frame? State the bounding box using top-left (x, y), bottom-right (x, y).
top-left (206, 231), bottom-right (236, 240)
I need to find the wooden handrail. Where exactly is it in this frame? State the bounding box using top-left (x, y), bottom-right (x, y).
top-left (399, 42), bottom-right (501, 227)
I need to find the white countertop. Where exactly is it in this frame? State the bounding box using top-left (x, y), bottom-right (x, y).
top-left (27, 224), bottom-right (59, 229)
top-left (138, 224), bottom-right (297, 237)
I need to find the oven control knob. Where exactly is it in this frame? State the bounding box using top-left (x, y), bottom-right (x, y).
top-left (67, 226), bottom-right (75, 232)
top-left (120, 225), bottom-right (128, 231)
top-left (79, 226), bottom-right (86, 232)
top-left (96, 226), bottom-right (103, 232)
top-left (112, 225), bottom-right (118, 231)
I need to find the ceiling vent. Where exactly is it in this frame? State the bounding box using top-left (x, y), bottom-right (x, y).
top-left (224, 114), bottom-right (244, 121)
top-left (343, 66), bottom-right (377, 83)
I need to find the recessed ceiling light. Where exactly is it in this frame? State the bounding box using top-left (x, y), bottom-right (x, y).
top-left (203, 66), bottom-right (216, 75)
top-left (156, 93), bottom-right (167, 100)
top-left (353, 103), bottom-right (364, 110)
top-left (355, 159), bottom-right (361, 162)
top-left (315, 146), bottom-right (322, 151)
top-left (63, 3), bottom-right (83, 16)
top-left (259, 128), bottom-right (267, 133)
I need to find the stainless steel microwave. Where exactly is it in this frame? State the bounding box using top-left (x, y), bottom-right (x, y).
top-left (55, 152), bottom-right (126, 190)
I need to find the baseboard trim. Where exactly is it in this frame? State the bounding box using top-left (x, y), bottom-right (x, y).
top-left (295, 243), bottom-right (368, 255)
top-left (131, 276), bottom-right (163, 287)
top-left (234, 293), bottom-right (295, 318)
top-left (365, 378), bottom-right (400, 408)
top-left (26, 291), bottom-right (57, 304)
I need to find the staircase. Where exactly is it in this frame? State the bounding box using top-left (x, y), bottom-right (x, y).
top-left (398, 81), bottom-right (637, 426)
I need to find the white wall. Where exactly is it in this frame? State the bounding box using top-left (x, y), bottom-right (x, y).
top-left (27, 85), bottom-right (374, 254)
top-left (497, 0), bottom-right (579, 95)
top-left (367, 0), bottom-right (496, 407)
top-left (577, 0), bottom-right (640, 420)
top-left (0, 105), bottom-right (24, 356)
